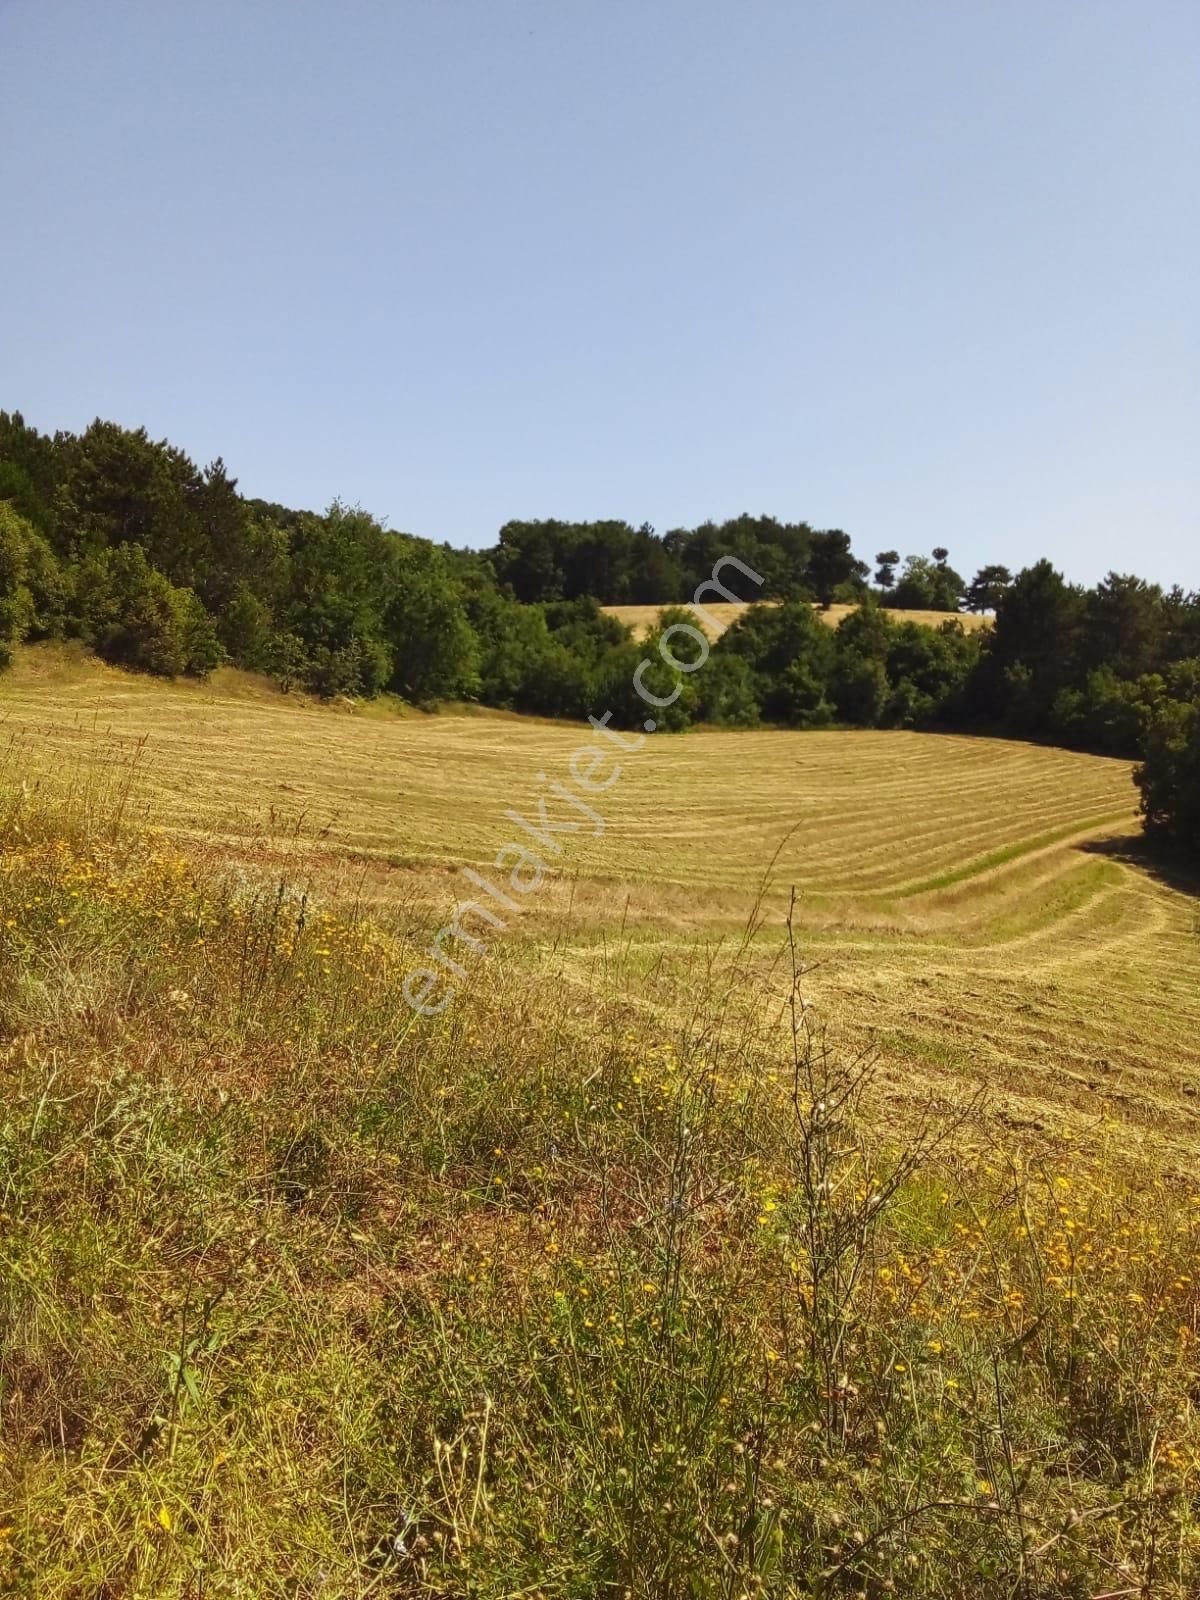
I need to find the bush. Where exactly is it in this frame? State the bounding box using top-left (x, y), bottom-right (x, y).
top-left (0, 501), bottom-right (66, 661)
top-left (74, 543), bottom-right (221, 678)
top-left (690, 650), bottom-right (760, 726)
top-left (884, 620), bottom-right (978, 725)
top-left (306, 637), bottom-right (393, 700)
top-left (217, 582), bottom-right (274, 670)
top-left (384, 537), bottom-right (478, 705)
top-left (832, 651), bottom-right (889, 724)
top-left (1135, 694), bottom-right (1200, 855)
top-left (469, 593), bottom-right (579, 715)
top-left (1053, 668), bottom-right (1166, 756)
top-left (719, 601), bottom-right (836, 726)
top-left (591, 636), bottom-right (696, 731)
top-left (263, 629), bottom-right (310, 692)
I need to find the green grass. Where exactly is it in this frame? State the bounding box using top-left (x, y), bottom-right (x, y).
top-left (891, 811), bottom-right (1135, 898)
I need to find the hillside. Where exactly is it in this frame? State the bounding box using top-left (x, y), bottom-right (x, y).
top-left (4, 649), bottom-right (1200, 1593)
top-left (3, 644), bottom-right (1196, 1172)
top-left (4, 412), bottom-right (1196, 834)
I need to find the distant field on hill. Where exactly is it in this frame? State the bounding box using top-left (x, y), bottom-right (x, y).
top-left (3, 642), bottom-right (1197, 1170)
top-left (605, 599), bottom-right (995, 640)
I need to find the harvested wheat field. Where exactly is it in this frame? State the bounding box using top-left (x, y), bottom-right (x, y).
top-left (604, 600), bottom-right (995, 640)
top-left (3, 643), bottom-right (1197, 1172)
top-left (5, 647), bottom-right (1200, 1597)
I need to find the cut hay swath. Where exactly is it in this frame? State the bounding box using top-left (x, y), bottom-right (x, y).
top-left (2, 641), bottom-right (1197, 1170)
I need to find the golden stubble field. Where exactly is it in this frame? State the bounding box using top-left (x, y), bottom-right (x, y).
top-left (4, 643), bottom-right (1199, 1171)
top-left (604, 599), bottom-right (995, 640)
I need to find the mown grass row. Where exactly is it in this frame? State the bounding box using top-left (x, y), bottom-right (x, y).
top-left (0, 790), bottom-right (1197, 1597)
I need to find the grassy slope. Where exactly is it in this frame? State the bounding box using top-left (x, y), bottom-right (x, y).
top-left (2, 643), bottom-right (1197, 1169)
top-left (2, 646), bottom-right (1199, 1595)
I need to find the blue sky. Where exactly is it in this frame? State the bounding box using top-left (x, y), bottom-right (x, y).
top-left (3, 0), bottom-right (1197, 587)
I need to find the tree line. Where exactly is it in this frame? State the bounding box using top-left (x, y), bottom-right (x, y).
top-left (490, 517), bottom-right (1016, 613)
top-left (0, 410), bottom-right (1195, 855)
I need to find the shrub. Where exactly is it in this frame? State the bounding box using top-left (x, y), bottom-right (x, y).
top-left (690, 650), bottom-right (760, 726)
top-left (74, 542), bottom-right (221, 677)
top-left (832, 650), bottom-right (889, 724)
top-left (1135, 694), bottom-right (1200, 855)
top-left (217, 582), bottom-right (275, 670)
top-left (719, 600), bottom-right (837, 726)
top-left (0, 501), bottom-right (65, 661)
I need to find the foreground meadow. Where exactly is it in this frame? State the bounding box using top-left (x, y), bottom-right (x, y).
top-left (1, 648), bottom-right (1199, 1596)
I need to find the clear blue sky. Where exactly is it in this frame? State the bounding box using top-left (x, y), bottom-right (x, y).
top-left (3, 0), bottom-right (1197, 587)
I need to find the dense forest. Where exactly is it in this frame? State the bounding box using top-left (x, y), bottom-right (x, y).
top-left (1, 410), bottom-right (1196, 854)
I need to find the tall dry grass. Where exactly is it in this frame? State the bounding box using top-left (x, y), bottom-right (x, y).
top-left (0, 770), bottom-right (1197, 1597)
